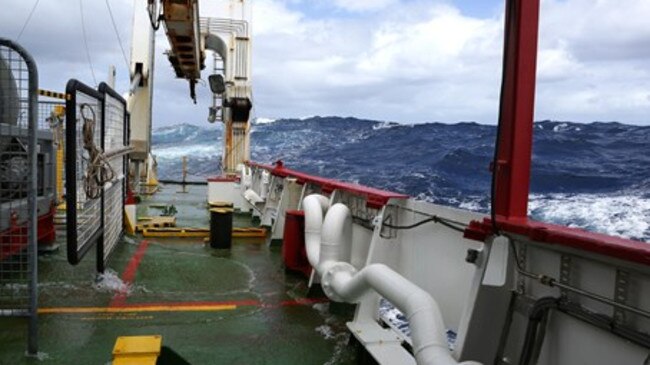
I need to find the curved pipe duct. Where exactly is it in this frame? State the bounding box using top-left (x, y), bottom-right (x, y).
top-left (303, 199), bottom-right (480, 365)
top-left (303, 194), bottom-right (330, 268)
top-left (260, 170), bottom-right (270, 200)
top-left (318, 203), bottom-right (352, 274)
top-left (327, 264), bottom-right (478, 365)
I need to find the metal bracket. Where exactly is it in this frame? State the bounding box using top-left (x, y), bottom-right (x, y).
top-left (516, 242), bottom-right (527, 294)
top-left (559, 255), bottom-right (572, 300)
top-left (379, 205), bottom-right (398, 239)
top-left (613, 269), bottom-right (630, 325)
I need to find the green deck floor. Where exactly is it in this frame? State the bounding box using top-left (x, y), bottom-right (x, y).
top-left (0, 184), bottom-right (356, 364)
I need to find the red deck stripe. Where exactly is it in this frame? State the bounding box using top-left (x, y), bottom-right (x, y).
top-left (110, 239), bottom-right (150, 307)
top-left (112, 300), bottom-right (260, 308)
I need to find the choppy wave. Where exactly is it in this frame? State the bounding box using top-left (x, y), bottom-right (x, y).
top-left (529, 193), bottom-right (650, 241)
top-left (152, 117), bottom-right (650, 241)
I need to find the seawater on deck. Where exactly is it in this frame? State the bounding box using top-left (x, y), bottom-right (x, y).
top-left (0, 184), bottom-right (355, 364)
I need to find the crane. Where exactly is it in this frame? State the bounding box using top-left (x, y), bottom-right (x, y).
top-left (127, 0), bottom-right (253, 189)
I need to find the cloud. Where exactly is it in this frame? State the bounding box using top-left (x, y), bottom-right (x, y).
top-left (1, 0), bottom-right (648, 126)
top-left (251, 0), bottom-right (650, 124)
top-left (332, 0), bottom-right (397, 12)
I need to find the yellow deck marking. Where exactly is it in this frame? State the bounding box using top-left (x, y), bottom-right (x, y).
top-left (143, 227), bottom-right (267, 239)
top-left (38, 304), bottom-right (236, 314)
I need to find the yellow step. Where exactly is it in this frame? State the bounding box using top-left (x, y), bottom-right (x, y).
top-left (112, 335), bottom-right (161, 365)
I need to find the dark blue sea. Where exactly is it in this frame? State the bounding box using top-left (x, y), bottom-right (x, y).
top-left (152, 117), bottom-right (650, 242)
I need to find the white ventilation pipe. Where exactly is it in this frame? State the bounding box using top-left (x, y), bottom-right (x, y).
top-left (241, 165), bottom-right (252, 190)
top-left (244, 189), bottom-right (263, 204)
top-left (326, 264), bottom-right (479, 365)
top-left (306, 201), bottom-right (480, 365)
top-left (318, 203), bottom-right (352, 274)
top-left (260, 170), bottom-right (270, 200)
top-left (302, 194), bottom-right (330, 268)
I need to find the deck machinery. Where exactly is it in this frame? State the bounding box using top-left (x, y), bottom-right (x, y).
top-left (0, 47), bottom-right (56, 255)
top-left (129, 0), bottom-right (253, 190)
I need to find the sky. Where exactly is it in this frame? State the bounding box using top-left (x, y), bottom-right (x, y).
top-left (1, 0), bottom-right (649, 126)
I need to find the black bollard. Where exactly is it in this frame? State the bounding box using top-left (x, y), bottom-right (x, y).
top-left (210, 208), bottom-right (233, 249)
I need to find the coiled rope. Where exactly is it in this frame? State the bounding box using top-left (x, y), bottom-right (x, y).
top-left (80, 104), bottom-right (114, 199)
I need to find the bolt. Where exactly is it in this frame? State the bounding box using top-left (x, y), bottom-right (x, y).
top-left (465, 249), bottom-right (480, 264)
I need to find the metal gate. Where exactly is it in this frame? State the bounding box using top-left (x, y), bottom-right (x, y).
top-left (65, 80), bottom-right (128, 272)
top-left (0, 38), bottom-right (39, 354)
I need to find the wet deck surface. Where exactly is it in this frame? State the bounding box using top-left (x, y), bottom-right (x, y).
top-left (0, 185), bottom-right (356, 364)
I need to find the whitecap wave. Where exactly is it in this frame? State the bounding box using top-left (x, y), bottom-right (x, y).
top-left (529, 193), bottom-right (650, 241)
top-left (372, 121), bottom-right (399, 130)
top-left (153, 144), bottom-right (220, 161)
top-left (254, 117), bottom-right (277, 125)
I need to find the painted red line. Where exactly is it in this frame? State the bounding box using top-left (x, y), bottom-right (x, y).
top-left (112, 299), bottom-right (261, 308)
top-left (110, 239), bottom-right (150, 307)
top-left (280, 298), bottom-right (328, 306)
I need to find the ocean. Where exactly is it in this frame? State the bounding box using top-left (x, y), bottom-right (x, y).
top-left (152, 117), bottom-right (650, 242)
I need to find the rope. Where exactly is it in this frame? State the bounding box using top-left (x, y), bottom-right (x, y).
top-left (47, 111), bottom-right (64, 148)
top-left (80, 104), bottom-right (115, 199)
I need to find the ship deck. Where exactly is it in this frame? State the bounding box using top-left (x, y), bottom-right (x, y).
top-left (0, 184), bottom-right (355, 364)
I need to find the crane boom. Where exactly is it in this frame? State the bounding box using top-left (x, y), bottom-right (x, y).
top-left (128, 0), bottom-right (253, 189)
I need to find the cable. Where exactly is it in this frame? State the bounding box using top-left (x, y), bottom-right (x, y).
top-left (16, 0), bottom-right (40, 41)
top-left (79, 0), bottom-right (98, 86)
top-left (382, 215), bottom-right (467, 233)
top-left (105, 0), bottom-right (130, 69)
top-left (490, 0), bottom-right (518, 236)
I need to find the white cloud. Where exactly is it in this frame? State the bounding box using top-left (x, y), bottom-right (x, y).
top-left (251, 0), bottom-right (650, 124)
top-left (0, 0), bottom-right (648, 125)
top-left (332, 0), bottom-right (397, 12)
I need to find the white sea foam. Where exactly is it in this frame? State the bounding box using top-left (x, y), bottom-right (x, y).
top-left (315, 324), bottom-right (336, 340)
top-left (553, 123), bottom-right (569, 132)
top-left (529, 193), bottom-right (650, 241)
top-left (153, 144), bottom-right (220, 161)
top-left (372, 121), bottom-right (398, 130)
top-left (418, 192), bottom-right (649, 241)
top-left (25, 351), bottom-right (49, 361)
top-left (312, 302), bottom-right (329, 316)
top-left (93, 269), bottom-right (131, 294)
top-left (458, 199), bottom-right (483, 212)
top-left (254, 117), bottom-right (277, 125)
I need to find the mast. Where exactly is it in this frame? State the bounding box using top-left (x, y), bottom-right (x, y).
top-left (127, 0), bottom-right (157, 187)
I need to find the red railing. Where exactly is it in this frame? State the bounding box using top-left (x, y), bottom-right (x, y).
top-left (247, 161), bottom-right (408, 209)
top-left (247, 0), bottom-right (650, 266)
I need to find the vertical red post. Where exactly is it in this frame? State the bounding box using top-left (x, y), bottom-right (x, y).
top-left (493, 0), bottom-right (540, 222)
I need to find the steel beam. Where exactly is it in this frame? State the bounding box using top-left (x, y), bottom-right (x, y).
top-left (493, 0), bottom-right (540, 221)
